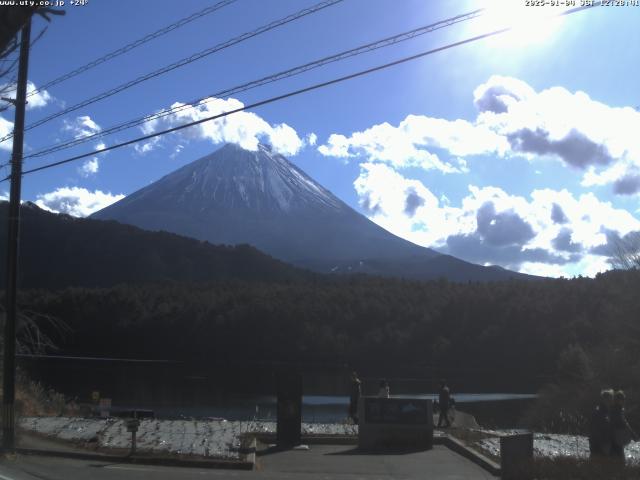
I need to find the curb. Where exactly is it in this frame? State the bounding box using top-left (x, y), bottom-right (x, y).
top-left (15, 447), bottom-right (255, 470)
top-left (437, 435), bottom-right (501, 476)
top-left (254, 433), bottom-right (357, 445)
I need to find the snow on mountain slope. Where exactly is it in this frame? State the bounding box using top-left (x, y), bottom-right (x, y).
top-left (92, 143), bottom-right (531, 281)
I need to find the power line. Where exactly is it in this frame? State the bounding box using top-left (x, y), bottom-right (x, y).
top-left (0, 55), bottom-right (19, 79)
top-left (16, 353), bottom-right (179, 363)
top-left (0, 0), bottom-right (344, 144)
top-left (24, 8), bottom-right (486, 160)
top-left (26, 0), bottom-right (237, 98)
top-left (2, 2), bottom-right (597, 182)
top-left (0, 26), bottom-right (47, 113)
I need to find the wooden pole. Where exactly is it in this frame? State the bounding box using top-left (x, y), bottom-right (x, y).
top-left (3, 16), bottom-right (31, 453)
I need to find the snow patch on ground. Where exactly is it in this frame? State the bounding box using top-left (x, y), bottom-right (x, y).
top-left (477, 433), bottom-right (589, 459)
top-left (20, 417), bottom-right (109, 442)
top-left (19, 417), bottom-right (357, 460)
top-left (32, 417), bottom-right (638, 464)
top-left (475, 430), bottom-right (640, 464)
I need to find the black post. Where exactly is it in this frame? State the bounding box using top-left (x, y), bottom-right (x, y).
top-left (131, 430), bottom-right (136, 455)
top-left (276, 367), bottom-right (302, 447)
top-left (3, 18), bottom-right (31, 452)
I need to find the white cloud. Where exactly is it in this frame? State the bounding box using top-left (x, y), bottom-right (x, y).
top-left (354, 163), bottom-right (457, 245)
top-left (35, 187), bottom-right (124, 217)
top-left (318, 117), bottom-right (498, 173)
top-left (0, 116), bottom-right (13, 151)
top-left (170, 144), bottom-right (184, 160)
top-left (306, 132), bottom-right (318, 146)
top-left (473, 75), bottom-right (536, 114)
top-left (318, 134), bottom-right (353, 158)
top-left (78, 158), bottom-right (99, 177)
top-left (476, 76), bottom-right (640, 192)
top-left (269, 123), bottom-right (303, 156)
top-left (134, 138), bottom-right (160, 155)
top-left (320, 75), bottom-right (640, 194)
top-left (64, 115), bottom-right (101, 139)
top-left (1, 81), bottom-right (52, 110)
top-left (476, 78), bottom-right (640, 170)
top-left (140, 116), bottom-right (160, 135)
top-left (353, 164), bottom-right (640, 277)
top-left (136, 97), bottom-right (305, 156)
top-left (25, 82), bottom-right (52, 109)
top-left (518, 262), bottom-right (567, 278)
top-left (520, 255), bottom-right (611, 278)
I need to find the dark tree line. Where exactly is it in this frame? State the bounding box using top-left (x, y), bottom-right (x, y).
top-left (15, 270), bottom-right (640, 408)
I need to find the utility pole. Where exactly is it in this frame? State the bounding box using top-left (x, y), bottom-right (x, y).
top-left (2, 17), bottom-right (31, 452)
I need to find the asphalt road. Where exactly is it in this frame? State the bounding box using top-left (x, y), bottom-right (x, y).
top-left (0, 444), bottom-right (496, 480)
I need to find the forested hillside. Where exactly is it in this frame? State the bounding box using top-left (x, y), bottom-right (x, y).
top-left (0, 202), bottom-right (312, 288)
top-left (18, 270), bottom-right (640, 394)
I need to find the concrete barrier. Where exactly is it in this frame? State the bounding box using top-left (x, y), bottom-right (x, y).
top-left (358, 397), bottom-right (433, 450)
top-left (500, 432), bottom-right (533, 480)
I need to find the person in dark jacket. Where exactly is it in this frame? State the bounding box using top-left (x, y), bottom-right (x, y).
top-left (589, 389), bottom-right (613, 459)
top-left (349, 371), bottom-right (361, 425)
top-left (378, 380), bottom-right (390, 398)
top-left (437, 380), bottom-right (452, 428)
top-left (610, 390), bottom-right (638, 463)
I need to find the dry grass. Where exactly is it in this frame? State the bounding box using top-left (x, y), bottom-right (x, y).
top-left (12, 375), bottom-right (79, 417)
top-left (16, 382), bottom-right (70, 417)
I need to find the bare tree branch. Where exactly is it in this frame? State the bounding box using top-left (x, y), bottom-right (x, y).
top-left (0, 306), bottom-right (70, 355)
top-left (609, 231), bottom-right (640, 270)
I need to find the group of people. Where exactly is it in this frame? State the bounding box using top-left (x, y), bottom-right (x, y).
top-left (350, 374), bottom-right (637, 463)
top-left (589, 389), bottom-right (638, 463)
top-left (348, 372), bottom-right (454, 427)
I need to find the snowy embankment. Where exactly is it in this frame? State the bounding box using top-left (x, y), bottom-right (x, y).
top-left (19, 417), bottom-right (357, 460)
top-left (474, 430), bottom-right (640, 464)
top-left (25, 417), bottom-right (640, 463)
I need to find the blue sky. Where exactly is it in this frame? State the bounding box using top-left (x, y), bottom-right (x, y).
top-left (2, 0), bottom-right (640, 277)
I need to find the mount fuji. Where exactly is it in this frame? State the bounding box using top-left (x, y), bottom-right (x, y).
top-left (92, 143), bottom-right (530, 281)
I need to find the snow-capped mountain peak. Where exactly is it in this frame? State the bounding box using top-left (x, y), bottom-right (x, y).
top-left (91, 143), bottom-right (529, 281)
top-left (141, 142), bottom-right (344, 215)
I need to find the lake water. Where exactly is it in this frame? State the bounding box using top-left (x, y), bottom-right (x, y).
top-left (21, 357), bottom-right (537, 426)
top-left (111, 393), bottom-right (537, 424)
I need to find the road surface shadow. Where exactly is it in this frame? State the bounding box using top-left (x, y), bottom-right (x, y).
top-left (326, 446), bottom-right (431, 456)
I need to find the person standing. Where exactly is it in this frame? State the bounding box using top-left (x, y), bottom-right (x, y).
top-left (610, 390), bottom-right (638, 464)
top-left (378, 380), bottom-right (390, 398)
top-left (589, 389), bottom-right (613, 459)
top-left (437, 380), bottom-right (452, 428)
top-left (349, 371), bottom-right (361, 425)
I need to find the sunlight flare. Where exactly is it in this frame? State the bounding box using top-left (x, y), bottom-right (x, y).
top-left (475, 0), bottom-right (569, 47)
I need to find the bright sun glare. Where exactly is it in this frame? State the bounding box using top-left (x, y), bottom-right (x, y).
top-left (475, 1), bottom-right (569, 48)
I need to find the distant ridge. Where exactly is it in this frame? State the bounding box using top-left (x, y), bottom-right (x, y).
top-left (0, 201), bottom-right (311, 289)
